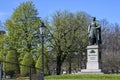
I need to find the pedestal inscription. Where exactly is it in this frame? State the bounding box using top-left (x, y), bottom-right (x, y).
top-left (88, 50), bottom-right (97, 62)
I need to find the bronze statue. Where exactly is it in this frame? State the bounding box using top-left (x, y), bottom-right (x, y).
top-left (88, 17), bottom-right (102, 45)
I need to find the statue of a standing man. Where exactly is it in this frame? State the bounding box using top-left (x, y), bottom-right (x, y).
top-left (88, 17), bottom-right (102, 45)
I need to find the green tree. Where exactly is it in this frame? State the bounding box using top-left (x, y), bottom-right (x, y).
top-left (0, 30), bottom-right (6, 61)
top-left (35, 48), bottom-right (49, 75)
top-left (5, 1), bottom-right (40, 59)
top-left (4, 1), bottom-right (42, 75)
top-left (20, 53), bottom-right (35, 76)
top-left (0, 21), bottom-right (6, 61)
top-left (5, 50), bottom-right (19, 77)
top-left (47, 10), bottom-right (89, 75)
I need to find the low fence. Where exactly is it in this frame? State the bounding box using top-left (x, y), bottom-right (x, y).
top-left (0, 60), bottom-right (42, 80)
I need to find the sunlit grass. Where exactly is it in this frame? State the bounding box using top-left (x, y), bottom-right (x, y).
top-left (45, 74), bottom-right (120, 80)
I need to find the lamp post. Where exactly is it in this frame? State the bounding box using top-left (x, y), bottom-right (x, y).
top-left (39, 22), bottom-right (46, 80)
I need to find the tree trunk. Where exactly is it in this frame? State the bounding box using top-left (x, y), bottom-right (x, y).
top-left (56, 46), bottom-right (67, 75)
top-left (68, 58), bottom-right (71, 74)
top-left (56, 54), bottom-right (62, 75)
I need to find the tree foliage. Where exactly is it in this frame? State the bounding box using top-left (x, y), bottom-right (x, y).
top-left (0, 30), bottom-right (6, 61)
top-left (5, 50), bottom-right (19, 77)
top-left (35, 52), bottom-right (49, 75)
top-left (20, 53), bottom-right (35, 76)
top-left (101, 20), bottom-right (120, 73)
top-left (3, 1), bottom-right (44, 76)
top-left (5, 1), bottom-right (40, 54)
top-left (47, 10), bottom-right (90, 75)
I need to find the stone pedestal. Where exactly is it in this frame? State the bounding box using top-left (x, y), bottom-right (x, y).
top-left (81, 45), bottom-right (103, 74)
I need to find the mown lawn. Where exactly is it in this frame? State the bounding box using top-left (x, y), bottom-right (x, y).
top-left (45, 74), bottom-right (120, 80)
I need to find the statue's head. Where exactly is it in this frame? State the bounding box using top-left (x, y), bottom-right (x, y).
top-left (92, 17), bottom-right (96, 21)
top-left (41, 22), bottom-right (45, 26)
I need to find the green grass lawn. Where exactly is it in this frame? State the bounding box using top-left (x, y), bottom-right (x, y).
top-left (45, 74), bottom-right (120, 80)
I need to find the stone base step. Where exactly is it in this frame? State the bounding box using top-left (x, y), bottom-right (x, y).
top-left (79, 69), bottom-right (103, 74)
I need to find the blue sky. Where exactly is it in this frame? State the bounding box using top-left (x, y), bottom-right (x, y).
top-left (0, 0), bottom-right (120, 25)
